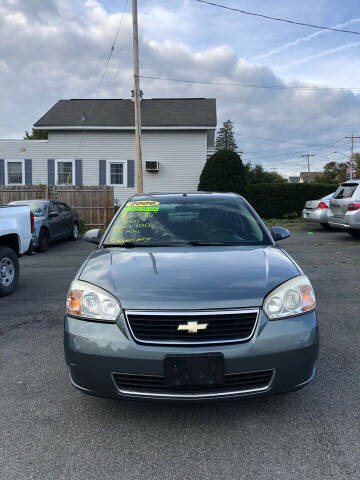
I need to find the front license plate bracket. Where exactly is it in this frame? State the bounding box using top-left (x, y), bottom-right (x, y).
top-left (164, 354), bottom-right (224, 387)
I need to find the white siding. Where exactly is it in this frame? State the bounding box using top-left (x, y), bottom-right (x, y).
top-left (0, 130), bottom-right (208, 204)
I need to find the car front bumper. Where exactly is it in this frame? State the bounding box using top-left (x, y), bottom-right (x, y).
top-left (64, 310), bottom-right (319, 401)
top-left (302, 209), bottom-right (328, 224)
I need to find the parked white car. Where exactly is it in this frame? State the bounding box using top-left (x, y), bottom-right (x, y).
top-left (301, 192), bottom-right (335, 229)
top-left (0, 205), bottom-right (33, 296)
top-left (328, 180), bottom-right (360, 237)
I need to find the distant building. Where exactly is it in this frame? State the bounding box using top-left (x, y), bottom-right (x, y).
top-left (288, 176), bottom-right (300, 183)
top-left (299, 172), bottom-right (324, 183)
top-left (0, 98), bottom-right (217, 204)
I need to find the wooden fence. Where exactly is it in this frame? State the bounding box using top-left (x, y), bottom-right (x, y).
top-left (0, 185), bottom-right (115, 229)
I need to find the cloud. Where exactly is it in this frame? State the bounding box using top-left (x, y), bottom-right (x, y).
top-left (251, 18), bottom-right (360, 61)
top-left (277, 41), bottom-right (360, 71)
top-left (0, 0), bottom-right (359, 176)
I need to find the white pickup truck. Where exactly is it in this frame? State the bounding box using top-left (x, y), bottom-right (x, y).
top-left (0, 206), bottom-right (33, 296)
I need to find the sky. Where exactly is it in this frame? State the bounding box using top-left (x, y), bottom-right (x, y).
top-left (1, 0), bottom-right (360, 176)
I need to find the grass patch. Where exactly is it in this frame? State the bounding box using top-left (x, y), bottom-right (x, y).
top-left (264, 217), bottom-right (303, 228)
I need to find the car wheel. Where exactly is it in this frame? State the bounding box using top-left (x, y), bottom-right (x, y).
top-left (69, 222), bottom-right (79, 241)
top-left (320, 223), bottom-right (331, 230)
top-left (348, 229), bottom-right (360, 238)
top-left (0, 247), bottom-right (19, 297)
top-left (36, 229), bottom-right (50, 252)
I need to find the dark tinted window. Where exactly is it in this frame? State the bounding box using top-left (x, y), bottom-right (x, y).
top-left (57, 203), bottom-right (71, 213)
top-left (49, 203), bottom-right (61, 215)
top-left (104, 196), bottom-right (270, 246)
top-left (334, 184), bottom-right (358, 199)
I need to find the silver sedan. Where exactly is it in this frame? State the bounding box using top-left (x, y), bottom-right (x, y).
top-left (301, 192), bottom-right (335, 229)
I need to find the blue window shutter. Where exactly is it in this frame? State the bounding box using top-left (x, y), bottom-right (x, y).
top-left (99, 160), bottom-right (106, 185)
top-left (48, 159), bottom-right (55, 185)
top-left (127, 160), bottom-right (135, 188)
top-left (25, 159), bottom-right (32, 185)
top-left (0, 159), bottom-right (4, 185)
top-left (75, 159), bottom-right (83, 186)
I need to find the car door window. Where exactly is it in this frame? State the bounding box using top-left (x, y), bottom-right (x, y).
top-left (57, 203), bottom-right (71, 214)
top-left (49, 203), bottom-right (61, 216)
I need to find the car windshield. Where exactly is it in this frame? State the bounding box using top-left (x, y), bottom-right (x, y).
top-left (104, 195), bottom-right (271, 246)
top-left (321, 193), bottom-right (335, 201)
top-left (10, 201), bottom-right (47, 217)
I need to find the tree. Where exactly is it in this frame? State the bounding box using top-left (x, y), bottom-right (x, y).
top-left (198, 149), bottom-right (247, 192)
top-left (245, 162), bottom-right (287, 184)
top-left (317, 161), bottom-right (348, 184)
top-left (215, 120), bottom-right (237, 151)
top-left (24, 128), bottom-right (48, 140)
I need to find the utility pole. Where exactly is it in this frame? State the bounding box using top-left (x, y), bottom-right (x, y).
top-left (301, 154), bottom-right (315, 182)
top-left (132, 0), bottom-right (143, 194)
top-left (345, 135), bottom-right (360, 180)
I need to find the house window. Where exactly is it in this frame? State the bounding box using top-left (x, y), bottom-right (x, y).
top-left (56, 160), bottom-right (74, 185)
top-left (6, 160), bottom-right (24, 185)
top-left (107, 162), bottom-right (125, 185)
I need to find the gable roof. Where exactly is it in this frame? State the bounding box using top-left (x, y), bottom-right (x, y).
top-left (34, 98), bottom-right (217, 129)
top-left (299, 171), bottom-right (324, 182)
top-left (288, 176), bottom-right (300, 183)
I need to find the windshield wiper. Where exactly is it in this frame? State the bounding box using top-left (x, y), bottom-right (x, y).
top-left (103, 242), bottom-right (187, 248)
top-left (187, 241), bottom-right (242, 246)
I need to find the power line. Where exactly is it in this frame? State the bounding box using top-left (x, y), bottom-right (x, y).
top-left (237, 134), bottom-right (346, 148)
top-left (97, 0), bottom-right (130, 96)
top-left (139, 75), bottom-right (360, 92)
top-left (345, 134), bottom-right (360, 179)
top-left (74, 0), bottom-right (129, 158)
top-left (243, 140), bottom-right (347, 161)
top-left (195, 0), bottom-right (360, 35)
top-left (245, 142), bottom-right (347, 154)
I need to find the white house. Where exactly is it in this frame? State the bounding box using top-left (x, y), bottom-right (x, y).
top-left (0, 98), bottom-right (217, 204)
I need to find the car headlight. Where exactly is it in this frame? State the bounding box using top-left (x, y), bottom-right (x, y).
top-left (263, 275), bottom-right (316, 320)
top-left (66, 280), bottom-right (121, 322)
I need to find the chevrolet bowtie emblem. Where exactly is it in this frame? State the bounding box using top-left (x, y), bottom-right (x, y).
top-left (177, 321), bottom-right (208, 334)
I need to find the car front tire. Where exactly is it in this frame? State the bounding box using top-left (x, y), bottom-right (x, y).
top-left (69, 222), bottom-right (79, 241)
top-left (0, 247), bottom-right (19, 297)
top-left (348, 229), bottom-right (360, 238)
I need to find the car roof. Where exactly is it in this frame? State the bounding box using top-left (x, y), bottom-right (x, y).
top-left (8, 199), bottom-right (69, 204)
top-left (9, 199), bottom-right (49, 204)
top-left (132, 192), bottom-right (239, 199)
top-left (340, 179), bottom-right (360, 185)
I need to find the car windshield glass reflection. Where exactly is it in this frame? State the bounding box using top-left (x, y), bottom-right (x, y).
top-left (23, 201), bottom-right (47, 217)
top-left (104, 197), bottom-right (271, 246)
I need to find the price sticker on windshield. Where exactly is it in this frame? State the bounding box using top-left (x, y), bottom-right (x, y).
top-left (124, 200), bottom-right (160, 212)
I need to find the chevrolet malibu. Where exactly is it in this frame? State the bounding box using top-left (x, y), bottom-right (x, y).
top-left (64, 193), bottom-right (318, 401)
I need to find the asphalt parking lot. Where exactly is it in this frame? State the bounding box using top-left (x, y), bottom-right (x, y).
top-left (1, 225), bottom-right (360, 480)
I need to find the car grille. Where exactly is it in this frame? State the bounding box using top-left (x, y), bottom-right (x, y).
top-left (112, 369), bottom-right (274, 397)
top-left (125, 309), bottom-right (259, 345)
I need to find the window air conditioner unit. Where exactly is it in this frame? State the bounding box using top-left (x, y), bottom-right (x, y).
top-left (145, 161), bottom-right (159, 172)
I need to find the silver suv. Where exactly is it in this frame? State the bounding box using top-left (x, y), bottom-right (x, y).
top-left (328, 180), bottom-right (360, 237)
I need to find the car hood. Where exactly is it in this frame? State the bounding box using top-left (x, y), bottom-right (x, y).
top-left (79, 246), bottom-right (300, 310)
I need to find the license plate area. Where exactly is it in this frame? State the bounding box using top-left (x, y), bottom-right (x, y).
top-left (164, 354), bottom-right (224, 387)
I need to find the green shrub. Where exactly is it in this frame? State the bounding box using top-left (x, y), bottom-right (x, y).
top-left (198, 150), bottom-right (247, 192)
top-left (282, 211), bottom-right (298, 219)
top-left (237, 183), bottom-right (335, 219)
top-left (79, 219), bottom-right (85, 234)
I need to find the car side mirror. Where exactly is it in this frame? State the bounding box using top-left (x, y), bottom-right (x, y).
top-left (49, 212), bottom-right (59, 219)
top-left (271, 226), bottom-right (290, 241)
top-left (83, 228), bottom-right (102, 245)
